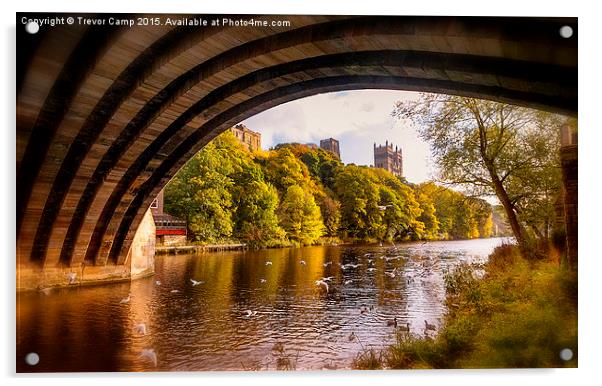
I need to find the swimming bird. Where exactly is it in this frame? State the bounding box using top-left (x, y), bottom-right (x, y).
top-left (134, 323), bottom-right (147, 335)
top-left (398, 322), bottom-right (410, 332)
top-left (424, 320), bottom-right (436, 331)
top-left (170, 289), bottom-right (179, 293)
top-left (243, 310), bottom-right (258, 318)
top-left (315, 280), bottom-right (329, 293)
top-left (155, 280), bottom-right (161, 286)
top-left (66, 272), bottom-right (77, 284)
top-left (119, 294), bottom-right (131, 304)
top-left (139, 349), bottom-right (157, 367)
top-left (300, 260), bottom-right (306, 265)
top-left (367, 268), bottom-right (376, 272)
top-left (344, 280), bottom-right (353, 285)
top-left (265, 261), bottom-right (273, 266)
top-left (385, 271), bottom-right (396, 278)
top-left (348, 331), bottom-right (357, 341)
top-left (260, 278), bottom-right (267, 283)
top-left (190, 279), bottom-right (204, 286)
top-left (387, 317), bottom-right (398, 327)
top-left (39, 287), bottom-right (52, 295)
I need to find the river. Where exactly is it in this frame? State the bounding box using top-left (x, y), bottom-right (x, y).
top-left (17, 237), bottom-right (510, 372)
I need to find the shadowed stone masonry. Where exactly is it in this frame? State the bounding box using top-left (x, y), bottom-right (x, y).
top-left (16, 14), bottom-right (577, 289)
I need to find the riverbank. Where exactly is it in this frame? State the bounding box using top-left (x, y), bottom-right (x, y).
top-left (353, 243), bottom-right (578, 369)
top-left (158, 235), bottom-right (510, 255)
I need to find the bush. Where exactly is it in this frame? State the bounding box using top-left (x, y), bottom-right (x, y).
top-left (367, 244), bottom-right (578, 369)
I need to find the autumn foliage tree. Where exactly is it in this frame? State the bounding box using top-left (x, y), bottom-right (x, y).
top-left (394, 94), bottom-right (563, 247)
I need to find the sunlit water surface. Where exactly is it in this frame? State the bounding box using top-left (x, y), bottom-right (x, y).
top-left (17, 237), bottom-right (510, 372)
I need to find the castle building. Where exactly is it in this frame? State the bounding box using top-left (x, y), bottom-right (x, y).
top-left (374, 141), bottom-right (403, 177)
top-left (231, 124), bottom-right (261, 152)
top-left (319, 138), bottom-right (340, 159)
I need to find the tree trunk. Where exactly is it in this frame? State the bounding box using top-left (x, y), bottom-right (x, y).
top-left (488, 167), bottom-right (525, 246)
top-left (473, 107), bottom-right (526, 247)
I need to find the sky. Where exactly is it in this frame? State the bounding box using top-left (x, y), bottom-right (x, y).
top-left (242, 90), bottom-right (435, 184)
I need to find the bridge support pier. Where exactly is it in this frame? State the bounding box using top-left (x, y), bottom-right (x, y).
top-left (560, 144), bottom-right (578, 271)
top-left (17, 209), bottom-right (156, 291)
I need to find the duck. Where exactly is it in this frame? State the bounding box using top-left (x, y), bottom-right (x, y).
top-left (315, 280), bottom-right (329, 293)
top-left (66, 272), bottom-right (77, 284)
top-left (424, 320), bottom-right (436, 331)
top-left (387, 317), bottom-right (398, 327)
top-left (139, 349), bottom-right (157, 367)
top-left (134, 323), bottom-right (147, 335)
top-left (398, 322), bottom-right (410, 332)
top-left (348, 331), bottom-right (357, 341)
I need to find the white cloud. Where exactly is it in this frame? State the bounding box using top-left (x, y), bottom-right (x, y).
top-left (241, 89), bottom-right (433, 184)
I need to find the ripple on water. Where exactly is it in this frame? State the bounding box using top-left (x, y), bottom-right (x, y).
top-left (16, 238), bottom-right (509, 371)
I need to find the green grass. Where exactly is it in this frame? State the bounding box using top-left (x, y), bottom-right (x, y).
top-left (353, 244), bottom-right (578, 369)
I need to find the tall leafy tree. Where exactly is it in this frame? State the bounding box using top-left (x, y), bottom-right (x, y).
top-left (279, 185), bottom-right (325, 244)
top-left (394, 94), bottom-right (563, 246)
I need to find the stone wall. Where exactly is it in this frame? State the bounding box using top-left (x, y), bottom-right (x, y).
top-left (127, 209), bottom-right (156, 279)
top-left (17, 209), bottom-right (156, 291)
top-left (561, 145), bottom-right (578, 270)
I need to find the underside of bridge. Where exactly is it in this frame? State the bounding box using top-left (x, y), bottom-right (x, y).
top-left (16, 14), bottom-right (577, 289)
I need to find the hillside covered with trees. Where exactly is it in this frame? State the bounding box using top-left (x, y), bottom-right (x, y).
top-left (164, 131), bottom-right (500, 247)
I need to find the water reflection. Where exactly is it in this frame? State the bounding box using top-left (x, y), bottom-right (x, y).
top-left (17, 237), bottom-right (509, 372)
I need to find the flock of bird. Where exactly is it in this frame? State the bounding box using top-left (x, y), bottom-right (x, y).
top-left (64, 246), bottom-right (440, 368)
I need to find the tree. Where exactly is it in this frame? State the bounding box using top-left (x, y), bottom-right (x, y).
top-left (164, 138), bottom-right (237, 242)
top-left (279, 185), bottom-right (325, 244)
top-left (394, 94), bottom-right (563, 246)
top-left (333, 165), bottom-right (382, 239)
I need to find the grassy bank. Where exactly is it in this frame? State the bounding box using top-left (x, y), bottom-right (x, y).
top-left (354, 244), bottom-right (578, 369)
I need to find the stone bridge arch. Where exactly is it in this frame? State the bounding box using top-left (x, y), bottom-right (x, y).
top-left (16, 14), bottom-right (577, 288)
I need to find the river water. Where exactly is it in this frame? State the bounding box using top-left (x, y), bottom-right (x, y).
top-left (17, 237), bottom-right (509, 372)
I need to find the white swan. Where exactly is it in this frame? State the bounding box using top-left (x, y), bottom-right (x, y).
top-left (139, 349), bottom-right (157, 367)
